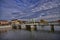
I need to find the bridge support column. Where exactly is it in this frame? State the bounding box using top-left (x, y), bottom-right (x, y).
top-left (31, 25), bottom-right (37, 31)
top-left (26, 25), bottom-right (37, 31)
top-left (12, 25), bottom-right (17, 29)
top-left (18, 25), bottom-right (21, 29)
top-left (50, 24), bottom-right (54, 32)
top-left (26, 25), bottom-right (31, 31)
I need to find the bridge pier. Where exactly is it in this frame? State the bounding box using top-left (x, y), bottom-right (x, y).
top-left (50, 24), bottom-right (54, 32)
top-left (12, 25), bottom-right (17, 29)
top-left (31, 25), bottom-right (37, 31)
top-left (26, 25), bottom-right (37, 31)
top-left (17, 25), bottom-right (21, 29)
top-left (26, 25), bottom-right (31, 31)
top-left (12, 24), bottom-right (37, 31)
top-left (12, 24), bottom-right (21, 29)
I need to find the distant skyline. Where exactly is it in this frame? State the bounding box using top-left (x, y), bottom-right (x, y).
top-left (0, 0), bottom-right (60, 21)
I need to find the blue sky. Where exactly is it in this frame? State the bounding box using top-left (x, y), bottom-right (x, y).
top-left (0, 0), bottom-right (60, 21)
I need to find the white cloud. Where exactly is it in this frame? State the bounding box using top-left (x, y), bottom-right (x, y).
top-left (32, 2), bottom-right (60, 12)
top-left (42, 15), bottom-right (59, 18)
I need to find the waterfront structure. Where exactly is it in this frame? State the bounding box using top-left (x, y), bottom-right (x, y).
top-left (48, 20), bottom-right (60, 26)
top-left (0, 20), bottom-right (9, 25)
top-left (11, 19), bottom-right (23, 24)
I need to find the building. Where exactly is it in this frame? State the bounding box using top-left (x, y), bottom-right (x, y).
top-left (11, 19), bottom-right (24, 24)
top-left (0, 20), bottom-right (9, 25)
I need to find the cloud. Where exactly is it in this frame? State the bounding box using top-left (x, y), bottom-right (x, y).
top-left (32, 1), bottom-right (60, 12)
top-left (0, 0), bottom-right (60, 21)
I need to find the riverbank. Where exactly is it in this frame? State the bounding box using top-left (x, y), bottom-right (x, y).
top-left (0, 25), bottom-right (12, 33)
top-left (0, 25), bottom-right (60, 33)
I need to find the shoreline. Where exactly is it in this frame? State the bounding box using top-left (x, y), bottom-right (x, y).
top-left (0, 25), bottom-right (12, 33)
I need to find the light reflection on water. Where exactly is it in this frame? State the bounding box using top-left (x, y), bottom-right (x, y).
top-left (0, 29), bottom-right (60, 40)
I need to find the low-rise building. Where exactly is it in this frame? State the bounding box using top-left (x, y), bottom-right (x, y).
top-left (0, 20), bottom-right (9, 25)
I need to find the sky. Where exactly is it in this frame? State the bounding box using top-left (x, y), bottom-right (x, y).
top-left (0, 0), bottom-right (60, 21)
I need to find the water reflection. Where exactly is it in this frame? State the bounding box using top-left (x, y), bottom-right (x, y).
top-left (0, 29), bottom-right (60, 40)
top-left (0, 25), bottom-right (60, 40)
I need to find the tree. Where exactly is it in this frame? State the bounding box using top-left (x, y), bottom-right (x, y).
top-left (40, 19), bottom-right (48, 25)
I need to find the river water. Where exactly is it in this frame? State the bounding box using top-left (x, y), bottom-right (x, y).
top-left (0, 30), bottom-right (60, 40)
top-left (0, 26), bottom-right (60, 40)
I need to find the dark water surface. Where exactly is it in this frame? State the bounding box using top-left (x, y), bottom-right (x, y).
top-left (0, 30), bottom-right (60, 40)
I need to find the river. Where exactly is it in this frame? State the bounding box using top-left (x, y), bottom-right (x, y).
top-left (0, 25), bottom-right (60, 40)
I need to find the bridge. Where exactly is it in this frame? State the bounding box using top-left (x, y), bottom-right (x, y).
top-left (11, 23), bottom-right (55, 32)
